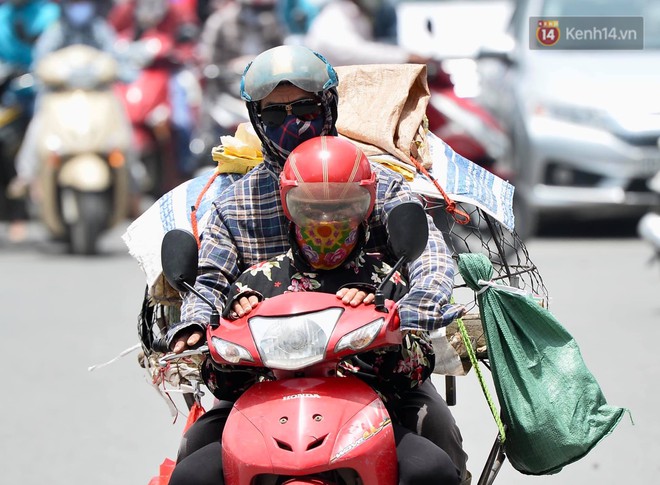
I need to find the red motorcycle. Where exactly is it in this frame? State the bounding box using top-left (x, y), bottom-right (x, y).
top-left (158, 202), bottom-right (429, 485)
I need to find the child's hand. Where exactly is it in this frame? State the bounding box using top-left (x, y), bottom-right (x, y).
top-left (336, 287), bottom-right (375, 307)
top-left (230, 294), bottom-right (261, 319)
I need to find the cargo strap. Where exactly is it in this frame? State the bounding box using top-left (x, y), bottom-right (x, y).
top-left (190, 171), bottom-right (220, 247)
top-left (408, 155), bottom-right (470, 225)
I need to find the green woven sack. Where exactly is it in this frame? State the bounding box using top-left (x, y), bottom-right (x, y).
top-left (457, 252), bottom-right (627, 475)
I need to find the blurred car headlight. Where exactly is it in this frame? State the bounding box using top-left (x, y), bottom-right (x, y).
top-left (535, 100), bottom-right (612, 131)
top-left (249, 308), bottom-right (343, 370)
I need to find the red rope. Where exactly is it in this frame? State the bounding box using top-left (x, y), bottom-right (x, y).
top-left (190, 171), bottom-right (220, 247)
top-left (408, 155), bottom-right (471, 225)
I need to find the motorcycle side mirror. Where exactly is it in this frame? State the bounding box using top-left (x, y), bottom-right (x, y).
top-left (161, 229), bottom-right (199, 291)
top-left (388, 201), bottom-right (429, 263)
top-left (161, 229), bottom-right (220, 328)
top-left (374, 201), bottom-right (429, 312)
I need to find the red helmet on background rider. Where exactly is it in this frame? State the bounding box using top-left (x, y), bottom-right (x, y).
top-left (281, 136), bottom-right (375, 226)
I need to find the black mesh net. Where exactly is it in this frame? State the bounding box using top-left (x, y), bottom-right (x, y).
top-left (137, 287), bottom-right (181, 355)
top-left (421, 195), bottom-right (549, 315)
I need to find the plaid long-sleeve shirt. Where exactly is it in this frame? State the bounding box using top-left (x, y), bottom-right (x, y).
top-left (172, 161), bottom-right (464, 342)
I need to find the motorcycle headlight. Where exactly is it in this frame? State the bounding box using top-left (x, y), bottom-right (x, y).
top-left (249, 308), bottom-right (343, 370)
top-left (211, 337), bottom-right (254, 364)
top-left (335, 319), bottom-right (385, 353)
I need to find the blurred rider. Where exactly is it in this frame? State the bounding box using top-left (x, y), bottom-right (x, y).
top-left (199, 0), bottom-right (284, 100)
top-left (0, 0), bottom-right (60, 68)
top-left (304, 0), bottom-right (428, 66)
top-left (32, 0), bottom-right (118, 62)
top-left (109, 0), bottom-right (201, 179)
top-left (192, 0), bottom-right (284, 165)
top-left (0, 0), bottom-right (59, 241)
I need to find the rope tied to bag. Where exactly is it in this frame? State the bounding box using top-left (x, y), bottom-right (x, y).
top-left (190, 171), bottom-right (220, 247)
top-left (456, 313), bottom-right (507, 443)
top-left (476, 279), bottom-right (530, 297)
top-left (408, 155), bottom-right (471, 225)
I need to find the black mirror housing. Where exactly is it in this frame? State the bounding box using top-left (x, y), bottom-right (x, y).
top-left (161, 229), bottom-right (199, 292)
top-left (387, 201), bottom-right (429, 263)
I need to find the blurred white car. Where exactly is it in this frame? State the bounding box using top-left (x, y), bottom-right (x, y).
top-left (476, 0), bottom-right (660, 237)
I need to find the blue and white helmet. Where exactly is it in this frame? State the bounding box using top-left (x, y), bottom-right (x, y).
top-left (240, 45), bottom-right (338, 102)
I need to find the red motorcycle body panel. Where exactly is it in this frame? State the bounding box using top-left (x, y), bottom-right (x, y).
top-left (222, 376), bottom-right (398, 485)
top-left (115, 69), bottom-right (171, 126)
top-left (207, 292), bottom-right (401, 367)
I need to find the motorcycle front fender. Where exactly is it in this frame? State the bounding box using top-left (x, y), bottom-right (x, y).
top-left (222, 376), bottom-right (397, 485)
top-left (58, 153), bottom-right (112, 191)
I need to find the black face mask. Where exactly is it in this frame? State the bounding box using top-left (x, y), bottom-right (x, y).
top-left (262, 114), bottom-right (326, 154)
top-left (247, 88), bottom-right (339, 170)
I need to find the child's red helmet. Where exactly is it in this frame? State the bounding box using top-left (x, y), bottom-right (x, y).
top-left (280, 136), bottom-right (376, 227)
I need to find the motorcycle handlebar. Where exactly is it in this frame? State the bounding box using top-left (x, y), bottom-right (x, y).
top-left (151, 336), bottom-right (170, 353)
top-left (157, 345), bottom-right (209, 367)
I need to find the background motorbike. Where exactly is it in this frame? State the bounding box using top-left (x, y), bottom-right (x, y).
top-left (115, 31), bottom-right (201, 198)
top-left (422, 59), bottom-right (520, 262)
top-left (0, 62), bottom-right (33, 168)
top-left (34, 45), bottom-right (131, 255)
top-left (190, 56), bottom-right (250, 173)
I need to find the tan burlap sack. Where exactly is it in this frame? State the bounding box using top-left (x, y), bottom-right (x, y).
top-left (336, 64), bottom-right (432, 169)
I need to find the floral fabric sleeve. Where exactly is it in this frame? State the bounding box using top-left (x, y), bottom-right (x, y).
top-left (342, 330), bottom-right (435, 402)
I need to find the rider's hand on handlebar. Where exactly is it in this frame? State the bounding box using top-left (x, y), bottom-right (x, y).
top-left (336, 287), bottom-right (375, 307)
top-left (230, 295), bottom-right (261, 319)
top-left (172, 329), bottom-right (205, 353)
